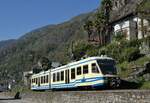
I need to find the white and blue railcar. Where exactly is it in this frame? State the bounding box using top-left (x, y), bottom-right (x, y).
top-left (31, 56), bottom-right (120, 90)
top-left (31, 70), bottom-right (50, 90)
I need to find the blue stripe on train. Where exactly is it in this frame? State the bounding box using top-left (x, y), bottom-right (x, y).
top-left (31, 77), bottom-right (105, 90)
top-left (31, 85), bottom-right (50, 90)
top-left (51, 77), bottom-right (104, 88)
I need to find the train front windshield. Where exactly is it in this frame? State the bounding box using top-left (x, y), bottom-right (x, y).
top-left (97, 59), bottom-right (117, 75)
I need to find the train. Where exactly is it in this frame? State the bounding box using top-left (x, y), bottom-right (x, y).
top-left (30, 56), bottom-right (121, 90)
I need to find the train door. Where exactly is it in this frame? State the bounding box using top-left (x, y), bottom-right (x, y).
top-left (82, 64), bottom-right (89, 83)
top-left (38, 77), bottom-right (40, 87)
top-left (49, 72), bottom-right (51, 89)
top-left (65, 70), bottom-right (70, 84)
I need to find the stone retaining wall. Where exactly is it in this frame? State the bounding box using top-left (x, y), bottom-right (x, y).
top-left (2, 90), bottom-right (150, 103)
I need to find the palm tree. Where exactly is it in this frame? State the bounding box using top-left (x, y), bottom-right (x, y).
top-left (94, 11), bottom-right (106, 46)
top-left (83, 20), bottom-right (94, 41)
top-left (101, 0), bottom-right (112, 44)
top-left (101, 0), bottom-right (112, 21)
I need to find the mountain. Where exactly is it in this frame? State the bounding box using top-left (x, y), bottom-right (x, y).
top-left (0, 39), bottom-right (16, 49)
top-left (0, 12), bottom-right (94, 82)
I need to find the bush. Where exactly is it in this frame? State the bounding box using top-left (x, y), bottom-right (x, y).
top-left (122, 47), bottom-right (140, 62)
top-left (73, 41), bottom-right (93, 60)
top-left (86, 49), bottom-right (99, 56)
top-left (113, 32), bottom-right (126, 41)
top-left (117, 61), bottom-right (131, 78)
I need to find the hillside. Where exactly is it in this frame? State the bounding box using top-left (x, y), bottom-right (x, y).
top-left (0, 39), bottom-right (16, 49)
top-left (0, 12), bottom-right (94, 82)
top-left (0, 0), bottom-right (149, 89)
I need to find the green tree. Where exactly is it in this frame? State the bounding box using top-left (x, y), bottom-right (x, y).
top-left (83, 20), bottom-right (94, 41)
top-left (94, 11), bottom-right (106, 46)
top-left (39, 57), bottom-right (51, 71)
top-left (101, 0), bottom-right (112, 44)
top-left (94, 0), bottom-right (112, 46)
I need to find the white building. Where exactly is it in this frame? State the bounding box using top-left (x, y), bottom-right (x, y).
top-left (111, 0), bottom-right (150, 40)
top-left (113, 16), bottom-right (149, 40)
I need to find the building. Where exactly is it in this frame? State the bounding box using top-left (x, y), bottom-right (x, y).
top-left (110, 0), bottom-right (150, 40)
top-left (23, 71), bottom-right (33, 88)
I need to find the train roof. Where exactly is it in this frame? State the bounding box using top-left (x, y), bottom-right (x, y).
top-left (31, 70), bottom-right (50, 78)
top-left (31, 56), bottom-right (115, 77)
top-left (51, 56), bottom-right (114, 72)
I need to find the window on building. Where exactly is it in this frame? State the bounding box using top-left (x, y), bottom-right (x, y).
top-left (92, 63), bottom-right (99, 73)
top-left (83, 65), bottom-right (89, 74)
top-left (57, 72), bottom-right (60, 82)
top-left (71, 68), bottom-right (75, 79)
top-left (53, 73), bottom-right (56, 82)
top-left (77, 67), bottom-right (82, 75)
top-left (61, 71), bottom-right (64, 81)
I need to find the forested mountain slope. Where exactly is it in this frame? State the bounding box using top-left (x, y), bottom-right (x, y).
top-left (0, 12), bottom-right (94, 82)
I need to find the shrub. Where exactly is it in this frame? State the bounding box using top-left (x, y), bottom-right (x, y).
top-left (86, 49), bottom-right (99, 56)
top-left (113, 32), bottom-right (126, 41)
top-left (73, 41), bottom-right (92, 60)
top-left (122, 47), bottom-right (140, 62)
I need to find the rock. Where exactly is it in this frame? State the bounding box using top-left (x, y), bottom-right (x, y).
top-left (14, 92), bottom-right (21, 99)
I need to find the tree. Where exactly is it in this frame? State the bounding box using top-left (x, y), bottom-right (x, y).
top-left (101, 0), bottom-right (112, 44)
top-left (101, 0), bottom-right (112, 22)
top-left (83, 20), bottom-right (94, 41)
top-left (137, 0), bottom-right (150, 38)
top-left (94, 11), bottom-right (106, 46)
top-left (39, 57), bottom-right (51, 71)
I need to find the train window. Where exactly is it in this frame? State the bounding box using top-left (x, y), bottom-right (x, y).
top-left (53, 73), bottom-right (56, 82)
top-left (46, 75), bottom-right (48, 83)
top-left (36, 78), bottom-right (38, 84)
top-left (71, 68), bottom-right (75, 79)
top-left (41, 77), bottom-right (43, 84)
top-left (42, 76), bottom-right (44, 83)
top-left (57, 72), bottom-right (60, 82)
top-left (44, 76), bottom-right (46, 83)
top-left (92, 63), bottom-right (99, 73)
top-left (43, 76), bottom-right (45, 83)
top-left (77, 67), bottom-right (81, 75)
top-left (61, 71), bottom-right (64, 81)
top-left (83, 65), bottom-right (89, 74)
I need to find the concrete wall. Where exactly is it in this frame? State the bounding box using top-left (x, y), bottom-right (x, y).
top-left (3, 90), bottom-right (150, 103)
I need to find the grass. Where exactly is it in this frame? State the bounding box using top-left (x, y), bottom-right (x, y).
top-left (140, 81), bottom-right (150, 89)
